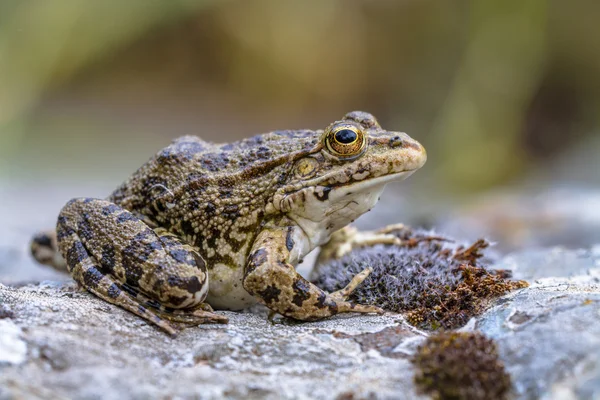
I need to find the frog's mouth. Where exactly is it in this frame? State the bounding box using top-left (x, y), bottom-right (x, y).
top-left (298, 167), bottom-right (417, 200)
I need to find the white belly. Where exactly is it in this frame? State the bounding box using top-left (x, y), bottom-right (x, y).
top-left (206, 262), bottom-right (258, 310)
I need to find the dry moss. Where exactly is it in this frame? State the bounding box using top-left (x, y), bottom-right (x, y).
top-left (412, 332), bottom-right (511, 400)
top-left (312, 226), bottom-right (528, 330)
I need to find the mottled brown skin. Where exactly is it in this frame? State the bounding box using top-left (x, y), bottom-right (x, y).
top-left (31, 111), bottom-right (427, 335)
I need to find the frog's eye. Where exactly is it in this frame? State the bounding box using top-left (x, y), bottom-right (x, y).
top-left (325, 124), bottom-right (367, 159)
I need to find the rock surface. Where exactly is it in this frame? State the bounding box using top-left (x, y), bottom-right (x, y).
top-left (1, 246), bottom-right (599, 400)
top-left (1, 181), bottom-right (600, 399)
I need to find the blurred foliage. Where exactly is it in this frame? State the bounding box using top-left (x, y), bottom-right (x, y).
top-left (0, 0), bottom-right (599, 192)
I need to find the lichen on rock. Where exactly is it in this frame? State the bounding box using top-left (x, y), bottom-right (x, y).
top-left (412, 332), bottom-right (511, 400)
top-left (312, 226), bottom-right (528, 330)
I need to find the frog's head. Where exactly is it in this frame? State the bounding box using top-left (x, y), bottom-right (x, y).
top-left (270, 111), bottom-right (427, 249)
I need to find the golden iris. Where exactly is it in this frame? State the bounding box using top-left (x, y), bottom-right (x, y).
top-left (325, 124), bottom-right (366, 159)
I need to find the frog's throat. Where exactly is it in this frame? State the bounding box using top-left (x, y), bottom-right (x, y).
top-left (285, 170), bottom-right (414, 252)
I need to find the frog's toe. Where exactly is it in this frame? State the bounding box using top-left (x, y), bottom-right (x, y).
top-left (338, 302), bottom-right (384, 315)
top-left (159, 307), bottom-right (228, 326)
top-left (329, 267), bottom-right (373, 301)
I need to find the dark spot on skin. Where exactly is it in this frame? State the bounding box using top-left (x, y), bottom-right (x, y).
top-left (314, 186), bottom-right (332, 201)
top-left (315, 291), bottom-right (338, 314)
top-left (258, 285), bottom-right (281, 305)
top-left (67, 241), bottom-right (89, 267)
top-left (285, 227), bottom-right (294, 252)
top-left (121, 231), bottom-right (162, 283)
top-left (186, 174), bottom-right (208, 190)
top-left (256, 146), bottom-right (272, 159)
top-left (278, 172), bottom-right (288, 185)
top-left (226, 236), bottom-right (247, 254)
top-left (291, 279), bottom-right (311, 307)
top-left (223, 204), bottom-right (240, 219)
top-left (145, 299), bottom-right (162, 309)
top-left (246, 248), bottom-right (268, 275)
top-left (32, 233), bottom-right (53, 248)
top-left (167, 275), bottom-right (202, 294)
top-left (138, 305), bottom-right (147, 315)
top-left (327, 301), bottom-right (339, 314)
top-left (201, 153), bottom-right (230, 172)
top-left (116, 212), bottom-right (138, 224)
top-left (316, 292), bottom-right (327, 308)
top-left (219, 187), bottom-right (233, 198)
top-left (102, 204), bottom-right (121, 216)
top-left (157, 234), bottom-right (180, 249)
top-left (204, 202), bottom-right (216, 217)
top-left (56, 223), bottom-right (74, 241)
top-left (78, 214), bottom-right (95, 242)
top-left (82, 266), bottom-right (104, 289)
top-left (100, 244), bottom-right (116, 271)
top-left (154, 199), bottom-right (167, 213)
top-left (107, 283), bottom-right (121, 299)
top-left (355, 166), bottom-right (369, 175)
top-left (389, 136), bottom-right (403, 148)
top-left (180, 219), bottom-right (196, 237)
top-left (169, 248), bottom-right (190, 264)
top-left (121, 283), bottom-right (139, 298)
top-left (192, 252), bottom-right (207, 271)
top-left (167, 294), bottom-right (189, 307)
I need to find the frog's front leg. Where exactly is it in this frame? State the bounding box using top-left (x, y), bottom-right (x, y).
top-left (243, 227), bottom-right (383, 321)
top-left (57, 198), bottom-right (227, 335)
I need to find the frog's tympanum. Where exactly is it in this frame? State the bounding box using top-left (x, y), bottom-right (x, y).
top-left (31, 111), bottom-right (426, 335)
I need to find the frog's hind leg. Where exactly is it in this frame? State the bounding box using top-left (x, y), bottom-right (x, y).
top-left (56, 198), bottom-right (227, 335)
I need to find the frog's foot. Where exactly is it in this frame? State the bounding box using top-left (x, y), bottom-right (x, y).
top-left (329, 268), bottom-right (383, 315)
top-left (329, 267), bottom-right (372, 301)
top-left (311, 226), bottom-right (402, 280)
top-left (57, 198), bottom-right (215, 336)
top-left (157, 307), bottom-right (229, 326)
top-left (30, 230), bottom-right (68, 272)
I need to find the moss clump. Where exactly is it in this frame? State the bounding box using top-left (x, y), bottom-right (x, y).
top-left (412, 332), bottom-right (511, 400)
top-left (312, 226), bottom-right (528, 330)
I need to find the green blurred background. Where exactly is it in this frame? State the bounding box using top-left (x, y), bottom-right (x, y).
top-left (1, 0), bottom-right (599, 193)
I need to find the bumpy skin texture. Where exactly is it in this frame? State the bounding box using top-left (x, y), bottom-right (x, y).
top-left (31, 111), bottom-right (427, 335)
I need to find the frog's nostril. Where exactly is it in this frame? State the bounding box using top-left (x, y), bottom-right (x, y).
top-left (389, 136), bottom-right (403, 148)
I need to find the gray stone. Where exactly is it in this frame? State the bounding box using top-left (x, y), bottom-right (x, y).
top-left (2, 180), bottom-right (600, 399)
top-left (0, 282), bottom-right (426, 400)
top-left (2, 247), bottom-right (600, 399)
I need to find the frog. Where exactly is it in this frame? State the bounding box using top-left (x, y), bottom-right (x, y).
top-left (30, 111), bottom-right (427, 336)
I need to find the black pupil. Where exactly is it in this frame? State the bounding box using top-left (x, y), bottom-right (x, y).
top-left (335, 129), bottom-right (357, 144)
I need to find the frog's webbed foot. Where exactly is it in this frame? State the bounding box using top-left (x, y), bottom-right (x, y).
top-left (329, 267), bottom-right (372, 301)
top-left (311, 225), bottom-right (403, 281)
top-left (316, 226), bottom-right (402, 263)
top-left (329, 267), bottom-right (383, 315)
top-left (158, 306), bottom-right (228, 326)
top-left (56, 198), bottom-right (224, 336)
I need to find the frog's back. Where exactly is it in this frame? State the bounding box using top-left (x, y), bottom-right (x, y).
top-left (109, 131), bottom-right (319, 215)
